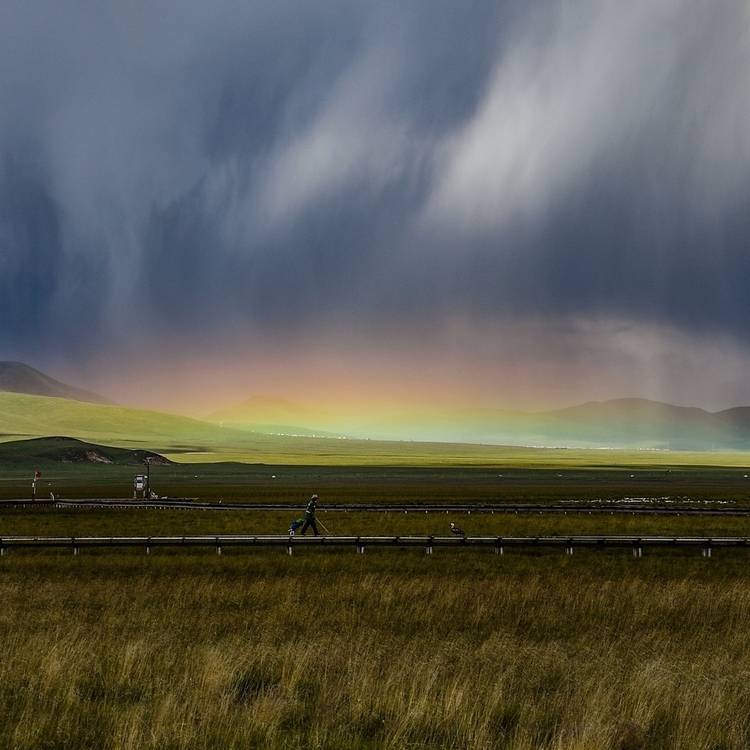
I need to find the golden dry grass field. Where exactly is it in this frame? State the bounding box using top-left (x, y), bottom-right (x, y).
top-left (2, 513), bottom-right (750, 749)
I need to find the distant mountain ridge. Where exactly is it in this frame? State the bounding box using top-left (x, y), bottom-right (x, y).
top-left (0, 362), bottom-right (107, 404)
top-left (209, 395), bottom-right (750, 450)
top-left (4, 360), bottom-right (750, 450)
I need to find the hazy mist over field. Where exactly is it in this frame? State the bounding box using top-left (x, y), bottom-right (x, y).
top-left (2, 1), bottom-right (749, 414)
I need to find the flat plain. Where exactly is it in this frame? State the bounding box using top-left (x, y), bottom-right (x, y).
top-left (3, 449), bottom-right (750, 749)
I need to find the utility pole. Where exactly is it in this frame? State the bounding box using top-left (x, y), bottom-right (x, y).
top-left (144, 457), bottom-right (151, 499)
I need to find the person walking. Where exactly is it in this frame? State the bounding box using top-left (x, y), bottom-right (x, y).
top-left (300, 494), bottom-right (319, 536)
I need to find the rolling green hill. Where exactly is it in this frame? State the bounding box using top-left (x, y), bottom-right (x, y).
top-left (0, 392), bottom-right (255, 451)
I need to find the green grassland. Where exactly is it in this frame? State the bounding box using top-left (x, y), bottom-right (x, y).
top-left (162, 445), bottom-right (750, 468)
top-left (0, 392), bottom-right (256, 450)
top-left (1, 459), bottom-right (750, 503)
top-left (5, 392), bottom-right (750, 468)
top-left (2, 548), bottom-right (750, 749)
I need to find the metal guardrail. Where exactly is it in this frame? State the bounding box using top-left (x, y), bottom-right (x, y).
top-left (0, 534), bottom-right (745, 557)
top-left (0, 499), bottom-right (748, 516)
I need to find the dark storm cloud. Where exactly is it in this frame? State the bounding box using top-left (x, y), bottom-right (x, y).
top-left (1, 0), bottom-right (749, 365)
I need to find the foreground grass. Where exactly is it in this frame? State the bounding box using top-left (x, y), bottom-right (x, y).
top-left (2, 552), bottom-right (750, 749)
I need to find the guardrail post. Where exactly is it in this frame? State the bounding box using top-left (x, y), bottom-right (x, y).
top-left (495, 539), bottom-right (503, 556)
top-left (426, 536), bottom-right (433, 555)
top-left (565, 544), bottom-right (574, 556)
top-left (356, 539), bottom-right (365, 554)
top-left (633, 544), bottom-right (642, 558)
top-left (0, 544), bottom-right (4, 557)
top-left (287, 541), bottom-right (293, 556)
top-left (702, 546), bottom-right (712, 558)
top-left (216, 544), bottom-right (222, 556)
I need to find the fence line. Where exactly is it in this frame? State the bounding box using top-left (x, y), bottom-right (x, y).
top-left (0, 534), bottom-right (745, 557)
top-left (0, 499), bottom-right (748, 516)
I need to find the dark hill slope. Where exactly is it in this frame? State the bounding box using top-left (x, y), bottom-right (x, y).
top-left (0, 362), bottom-right (107, 404)
top-left (716, 407), bottom-right (750, 432)
top-left (0, 437), bottom-right (171, 466)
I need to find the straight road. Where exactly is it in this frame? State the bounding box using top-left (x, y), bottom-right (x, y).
top-left (0, 498), bottom-right (745, 516)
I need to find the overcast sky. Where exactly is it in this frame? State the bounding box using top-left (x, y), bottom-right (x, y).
top-left (1, 1), bottom-right (749, 411)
